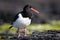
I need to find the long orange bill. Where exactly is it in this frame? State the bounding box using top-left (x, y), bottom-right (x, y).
top-left (30, 8), bottom-right (40, 14)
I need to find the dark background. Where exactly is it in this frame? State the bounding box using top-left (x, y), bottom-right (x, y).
top-left (0, 0), bottom-right (60, 24)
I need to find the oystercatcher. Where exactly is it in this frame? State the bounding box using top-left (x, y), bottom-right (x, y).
top-left (9, 5), bottom-right (40, 38)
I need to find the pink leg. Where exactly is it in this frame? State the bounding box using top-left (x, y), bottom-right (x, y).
top-left (24, 27), bottom-right (28, 37)
top-left (17, 27), bottom-right (21, 38)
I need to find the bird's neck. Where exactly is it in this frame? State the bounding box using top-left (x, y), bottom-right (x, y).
top-left (21, 11), bottom-right (29, 17)
top-left (21, 10), bottom-right (32, 19)
top-left (22, 10), bottom-right (28, 13)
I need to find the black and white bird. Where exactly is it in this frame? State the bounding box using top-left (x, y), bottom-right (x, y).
top-left (9, 5), bottom-right (40, 38)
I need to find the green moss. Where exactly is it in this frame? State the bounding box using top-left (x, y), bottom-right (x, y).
top-left (0, 21), bottom-right (60, 34)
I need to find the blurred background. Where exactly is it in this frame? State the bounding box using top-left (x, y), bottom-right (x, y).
top-left (0, 0), bottom-right (60, 39)
top-left (0, 0), bottom-right (60, 24)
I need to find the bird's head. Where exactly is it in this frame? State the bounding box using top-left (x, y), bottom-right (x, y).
top-left (23, 5), bottom-right (40, 14)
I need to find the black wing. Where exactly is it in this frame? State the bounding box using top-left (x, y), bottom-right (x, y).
top-left (12, 12), bottom-right (21, 22)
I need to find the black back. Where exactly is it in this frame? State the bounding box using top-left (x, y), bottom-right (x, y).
top-left (12, 12), bottom-right (20, 22)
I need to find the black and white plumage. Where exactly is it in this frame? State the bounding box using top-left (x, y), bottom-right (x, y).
top-left (13, 13), bottom-right (31, 29)
top-left (9, 5), bottom-right (40, 38)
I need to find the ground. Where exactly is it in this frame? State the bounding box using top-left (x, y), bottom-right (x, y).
top-left (0, 20), bottom-right (60, 40)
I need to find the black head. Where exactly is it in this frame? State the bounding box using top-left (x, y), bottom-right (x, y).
top-left (23, 4), bottom-right (40, 14)
top-left (21, 5), bottom-right (40, 18)
top-left (23, 5), bottom-right (32, 11)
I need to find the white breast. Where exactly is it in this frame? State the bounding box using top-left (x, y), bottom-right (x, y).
top-left (13, 14), bottom-right (31, 29)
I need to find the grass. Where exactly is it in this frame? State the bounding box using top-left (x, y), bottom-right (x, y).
top-left (0, 20), bottom-right (60, 34)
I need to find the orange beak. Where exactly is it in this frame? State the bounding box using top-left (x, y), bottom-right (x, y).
top-left (30, 8), bottom-right (40, 14)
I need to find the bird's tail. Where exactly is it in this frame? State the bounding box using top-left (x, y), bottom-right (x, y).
top-left (9, 25), bottom-right (13, 29)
